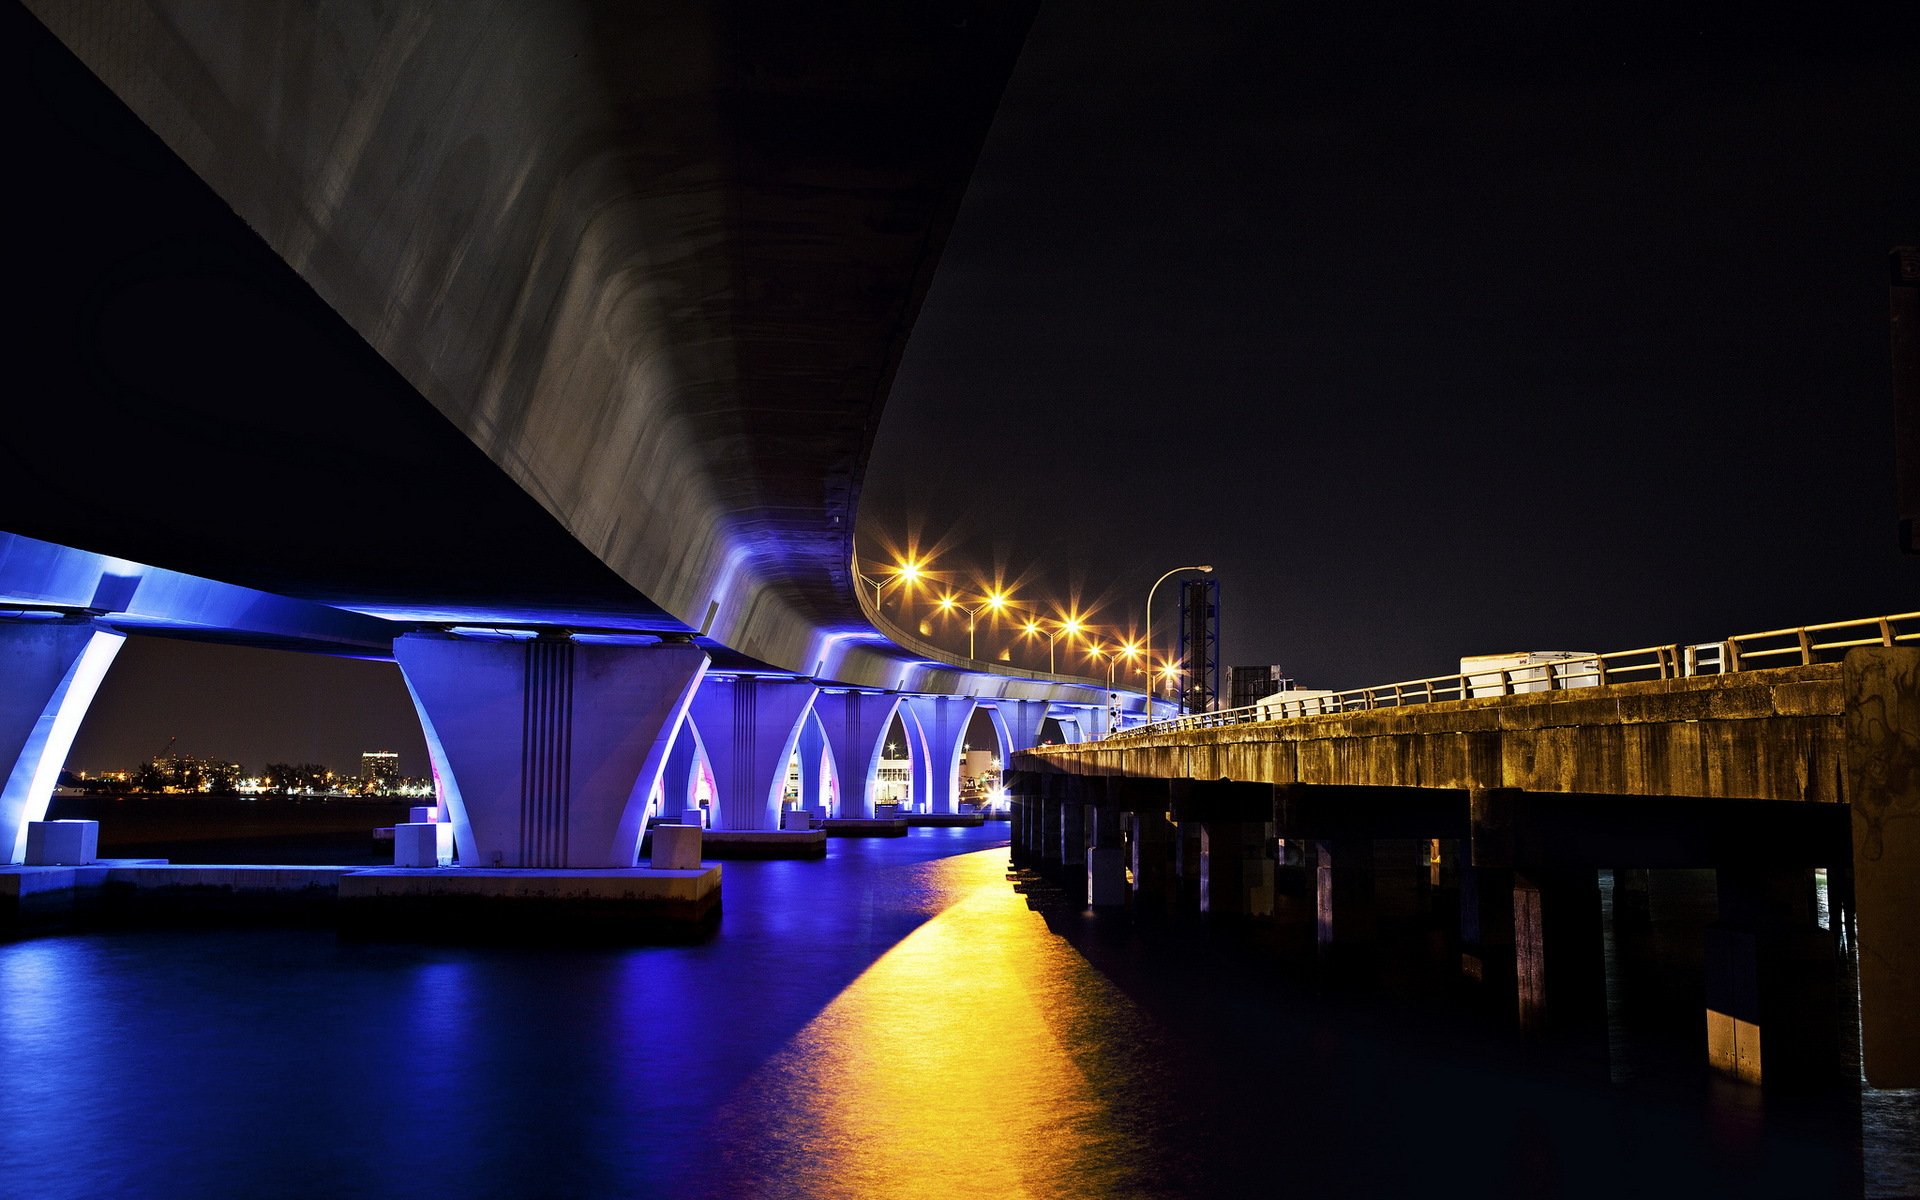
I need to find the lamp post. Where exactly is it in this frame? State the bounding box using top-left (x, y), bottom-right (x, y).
top-left (1143, 564), bottom-right (1212, 722)
top-left (866, 557), bottom-right (927, 610)
top-left (937, 590), bottom-right (1010, 659)
top-left (1025, 616), bottom-right (1086, 674)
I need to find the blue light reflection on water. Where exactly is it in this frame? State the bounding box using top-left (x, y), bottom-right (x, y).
top-left (0, 828), bottom-right (1008, 1198)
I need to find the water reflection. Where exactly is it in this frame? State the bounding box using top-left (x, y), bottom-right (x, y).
top-left (701, 849), bottom-right (1160, 1199)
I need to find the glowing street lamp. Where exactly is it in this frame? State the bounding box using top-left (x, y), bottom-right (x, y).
top-left (936, 589), bottom-right (1012, 659)
top-left (1024, 615), bottom-right (1088, 674)
top-left (870, 556), bottom-right (928, 609)
top-left (1143, 564), bottom-right (1212, 722)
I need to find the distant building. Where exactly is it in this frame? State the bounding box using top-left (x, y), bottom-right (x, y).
top-left (1227, 665), bottom-right (1291, 711)
top-left (361, 751), bottom-right (400, 794)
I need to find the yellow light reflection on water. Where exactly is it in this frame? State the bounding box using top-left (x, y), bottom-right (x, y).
top-left (705, 849), bottom-right (1155, 1199)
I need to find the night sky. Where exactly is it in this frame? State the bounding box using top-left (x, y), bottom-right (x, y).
top-left (64, 2), bottom-right (1920, 773)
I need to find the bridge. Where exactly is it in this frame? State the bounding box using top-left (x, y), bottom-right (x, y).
top-left (1009, 612), bottom-right (1919, 1087)
top-left (0, 0), bottom-right (1176, 884)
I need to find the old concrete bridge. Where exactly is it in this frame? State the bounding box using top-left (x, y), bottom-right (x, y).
top-left (1009, 640), bottom-right (1919, 1089)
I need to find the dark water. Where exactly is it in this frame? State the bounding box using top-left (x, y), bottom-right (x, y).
top-left (2, 827), bottom-right (1912, 1198)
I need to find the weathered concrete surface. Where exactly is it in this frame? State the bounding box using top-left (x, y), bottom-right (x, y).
top-left (1845, 647), bottom-right (1920, 1087)
top-left (1023, 665), bottom-right (1846, 803)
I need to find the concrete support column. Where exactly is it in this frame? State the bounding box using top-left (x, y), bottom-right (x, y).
top-left (1513, 869), bottom-right (1605, 1032)
top-left (1459, 866), bottom-right (1516, 984)
top-left (813, 691), bottom-right (900, 819)
top-left (1315, 838), bottom-right (1377, 956)
top-left (1, 619), bottom-right (125, 864)
top-left (1463, 786), bottom-right (1518, 984)
top-left (1130, 809), bottom-right (1177, 910)
top-left (1087, 786), bottom-right (1126, 907)
top-left (992, 699), bottom-right (1050, 757)
top-left (655, 720), bottom-right (703, 824)
top-left (1059, 778), bottom-right (1088, 876)
top-left (1704, 867), bottom-right (1839, 1087)
top-left (1038, 773), bottom-right (1065, 871)
top-left (1611, 867), bottom-right (1652, 925)
top-left (901, 695), bottom-right (975, 815)
top-left (1374, 837), bottom-right (1427, 922)
top-left (1845, 647), bottom-right (1920, 1087)
top-left (683, 675), bottom-right (817, 831)
top-left (795, 715), bottom-right (828, 816)
top-left (394, 633), bottom-right (708, 868)
top-left (1202, 821), bottom-right (1275, 917)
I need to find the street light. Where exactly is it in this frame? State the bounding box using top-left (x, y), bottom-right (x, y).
top-left (1143, 564), bottom-right (1212, 722)
top-left (1024, 615), bottom-right (1088, 674)
top-left (935, 589), bottom-right (1011, 659)
top-left (1086, 641), bottom-right (1142, 689)
top-left (868, 556), bottom-right (928, 609)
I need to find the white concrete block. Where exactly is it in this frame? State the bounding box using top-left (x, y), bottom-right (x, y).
top-left (25, 820), bottom-right (98, 866)
top-left (680, 806), bottom-right (705, 827)
top-left (393, 822), bottom-right (451, 868)
top-left (652, 823), bottom-right (702, 870)
top-left (781, 810), bottom-right (813, 831)
top-left (408, 806), bottom-right (437, 823)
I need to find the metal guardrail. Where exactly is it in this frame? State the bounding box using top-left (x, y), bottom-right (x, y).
top-left (1109, 612), bottom-right (1920, 739)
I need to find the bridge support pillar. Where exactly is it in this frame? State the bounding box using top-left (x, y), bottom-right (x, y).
top-left (655, 721), bottom-right (703, 825)
top-left (1704, 867), bottom-right (1839, 1087)
top-left (1845, 646), bottom-right (1920, 1087)
top-left (1374, 838), bottom-right (1427, 922)
top-left (795, 716), bottom-right (828, 817)
top-left (1038, 773), bottom-right (1066, 872)
top-left (394, 633), bottom-right (708, 867)
top-left (1460, 866), bottom-right (1516, 984)
top-left (684, 676), bottom-right (817, 831)
top-left (1, 619), bottom-right (124, 865)
top-left (1128, 799), bottom-right (1177, 912)
top-left (813, 692), bottom-right (900, 819)
top-left (1315, 838), bottom-right (1377, 958)
top-left (1167, 775), bottom-right (1198, 906)
top-left (902, 695), bottom-right (975, 814)
top-left (1611, 867), bottom-right (1652, 925)
top-left (1058, 777), bottom-right (1087, 878)
top-left (1201, 822), bottom-right (1275, 917)
top-left (1513, 869), bottom-right (1605, 1033)
top-left (1087, 783), bottom-right (1127, 907)
top-left (1006, 770), bottom-right (1038, 866)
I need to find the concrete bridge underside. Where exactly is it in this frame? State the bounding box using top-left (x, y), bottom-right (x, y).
top-left (7, 0), bottom-right (1058, 696)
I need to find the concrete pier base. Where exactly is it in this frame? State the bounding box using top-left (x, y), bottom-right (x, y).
top-left (1704, 867), bottom-right (1839, 1087)
top-left (1202, 822), bottom-right (1274, 917)
top-left (1130, 809), bottom-right (1176, 912)
top-left (691, 829), bottom-right (826, 860)
top-left (1514, 869), bottom-right (1605, 1032)
top-left (340, 866), bottom-right (722, 944)
top-left (1315, 838), bottom-right (1376, 957)
top-left (1460, 866), bottom-right (1515, 984)
top-left (823, 818), bottom-right (909, 837)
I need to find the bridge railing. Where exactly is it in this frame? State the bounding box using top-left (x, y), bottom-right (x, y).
top-left (1110, 612), bottom-right (1919, 739)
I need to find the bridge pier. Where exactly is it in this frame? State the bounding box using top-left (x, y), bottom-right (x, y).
top-left (902, 695), bottom-right (975, 814)
top-left (813, 691), bottom-right (900, 819)
top-left (1086, 780), bottom-right (1128, 907)
top-left (394, 633), bottom-right (708, 867)
top-left (1704, 867), bottom-right (1839, 1087)
top-left (1201, 821), bottom-right (1275, 917)
top-left (1058, 778), bottom-right (1087, 877)
top-left (655, 721), bottom-right (704, 825)
top-left (682, 675), bottom-right (817, 832)
top-left (795, 715), bottom-right (829, 817)
top-left (1314, 839), bottom-right (1378, 958)
top-left (2, 619), bottom-right (125, 865)
top-left (1038, 773), bottom-right (1067, 873)
top-left (1513, 868), bottom-right (1606, 1033)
